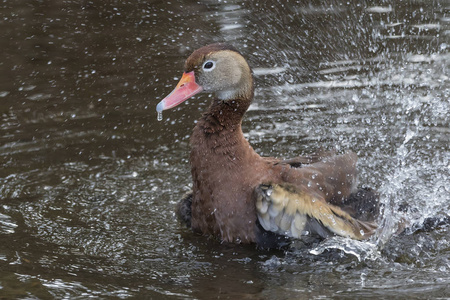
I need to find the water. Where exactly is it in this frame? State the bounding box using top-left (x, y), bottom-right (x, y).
top-left (1, 0), bottom-right (449, 298)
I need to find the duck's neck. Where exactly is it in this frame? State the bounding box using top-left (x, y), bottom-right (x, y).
top-left (200, 98), bottom-right (249, 132)
top-left (190, 97), bottom-right (256, 163)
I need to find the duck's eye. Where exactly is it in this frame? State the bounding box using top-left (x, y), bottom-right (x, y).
top-left (202, 60), bottom-right (215, 71)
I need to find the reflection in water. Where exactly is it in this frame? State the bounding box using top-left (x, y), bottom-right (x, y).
top-left (0, 0), bottom-right (449, 298)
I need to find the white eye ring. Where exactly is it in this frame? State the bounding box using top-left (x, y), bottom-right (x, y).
top-left (202, 60), bottom-right (216, 72)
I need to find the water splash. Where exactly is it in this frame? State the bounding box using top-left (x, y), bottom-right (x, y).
top-left (310, 237), bottom-right (379, 262)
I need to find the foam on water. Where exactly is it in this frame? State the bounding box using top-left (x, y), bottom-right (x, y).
top-left (310, 237), bottom-right (379, 262)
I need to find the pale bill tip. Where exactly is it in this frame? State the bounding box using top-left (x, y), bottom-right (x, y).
top-left (156, 101), bottom-right (165, 113)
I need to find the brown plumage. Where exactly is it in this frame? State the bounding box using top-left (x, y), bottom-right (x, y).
top-left (157, 43), bottom-right (379, 248)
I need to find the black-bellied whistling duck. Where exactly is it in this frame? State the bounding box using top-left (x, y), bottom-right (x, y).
top-left (157, 43), bottom-right (379, 248)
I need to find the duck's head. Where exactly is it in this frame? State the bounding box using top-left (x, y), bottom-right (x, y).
top-left (156, 43), bottom-right (253, 112)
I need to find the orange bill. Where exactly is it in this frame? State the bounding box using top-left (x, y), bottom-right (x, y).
top-left (156, 71), bottom-right (203, 112)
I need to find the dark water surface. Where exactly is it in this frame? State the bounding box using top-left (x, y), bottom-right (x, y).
top-left (1, 0), bottom-right (449, 298)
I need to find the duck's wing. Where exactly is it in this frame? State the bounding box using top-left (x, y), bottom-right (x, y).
top-left (280, 151), bottom-right (359, 205)
top-left (274, 150), bottom-right (336, 168)
top-left (263, 150), bottom-right (336, 169)
top-left (254, 183), bottom-right (377, 241)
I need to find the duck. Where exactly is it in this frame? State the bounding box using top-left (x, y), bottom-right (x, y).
top-left (156, 43), bottom-right (379, 249)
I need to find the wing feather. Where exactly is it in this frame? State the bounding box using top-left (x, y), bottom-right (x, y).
top-left (254, 183), bottom-right (377, 240)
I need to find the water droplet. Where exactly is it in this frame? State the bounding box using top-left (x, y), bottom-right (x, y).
top-left (157, 111), bottom-right (162, 121)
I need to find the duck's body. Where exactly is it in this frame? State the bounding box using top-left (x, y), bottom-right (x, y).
top-left (157, 43), bottom-right (378, 248)
top-left (190, 100), bottom-right (262, 243)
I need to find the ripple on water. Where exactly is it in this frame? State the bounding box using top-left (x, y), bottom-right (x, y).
top-left (0, 212), bottom-right (18, 234)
